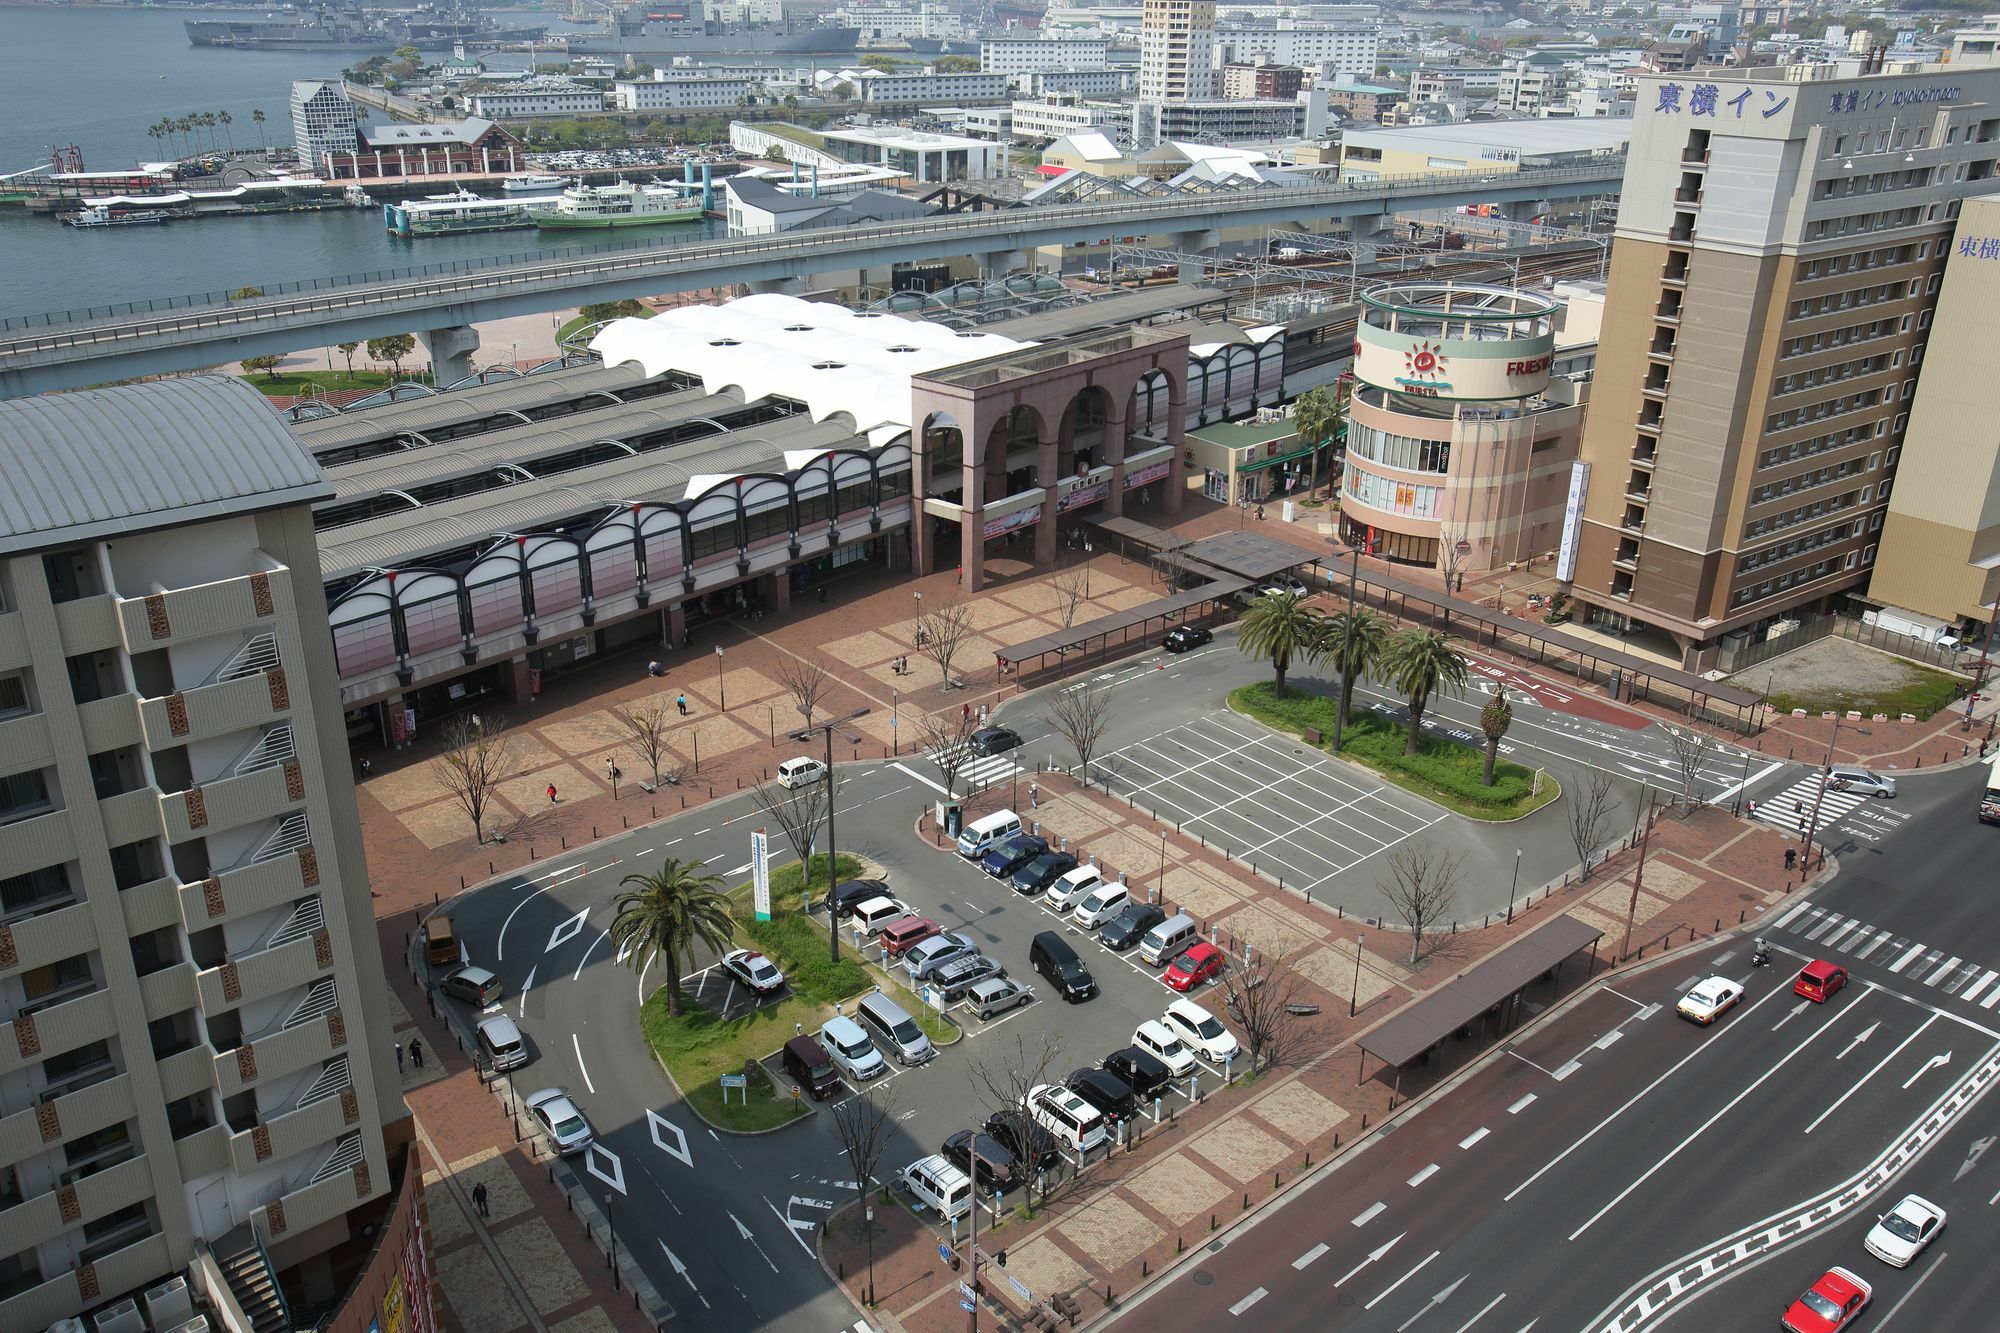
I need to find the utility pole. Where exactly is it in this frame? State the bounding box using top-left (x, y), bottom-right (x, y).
top-left (1331, 543), bottom-right (1360, 754)
top-left (824, 720), bottom-right (839, 964)
top-left (1619, 792), bottom-right (1658, 961)
top-left (1799, 714), bottom-right (1842, 872)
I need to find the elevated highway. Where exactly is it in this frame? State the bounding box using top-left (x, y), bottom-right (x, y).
top-left (0, 163), bottom-right (1620, 397)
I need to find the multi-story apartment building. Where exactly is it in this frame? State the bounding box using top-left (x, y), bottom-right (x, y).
top-left (1497, 62), bottom-right (1566, 116)
top-left (854, 70), bottom-right (1010, 104)
top-left (1213, 19), bottom-right (1381, 82)
top-left (1013, 93), bottom-right (1123, 142)
top-left (979, 34), bottom-right (1110, 76)
top-left (1139, 0), bottom-right (1215, 102)
top-left (1221, 62), bottom-right (1308, 101)
top-left (1564, 60), bottom-right (2000, 665)
top-left (0, 377), bottom-right (407, 1330)
top-left (467, 80), bottom-right (605, 119)
top-left (611, 74), bottom-right (754, 111)
top-left (289, 81), bottom-right (358, 174)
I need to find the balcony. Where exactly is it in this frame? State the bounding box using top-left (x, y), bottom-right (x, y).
top-left (0, 1152), bottom-right (152, 1255)
top-left (0, 711), bottom-right (54, 774)
top-left (156, 1045), bottom-right (214, 1103)
top-left (228, 1093), bottom-right (353, 1177)
top-left (214, 1001), bottom-right (342, 1101)
top-left (74, 695), bottom-right (142, 755)
top-left (0, 1070), bottom-right (133, 1163)
top-left (1, 988), bottom-right (115, 1080)
top-left (137, 667), bottom-right (291, 753)
top-left (114, 565), bottom-right (289, 655)
top-left (174, 1122), bottom-right (230, 1180)
top-left (0, 809), bottom-right (75, 882)
top-left (196, 929), bottom-right (325, 1016)
top-left (0, 1231), bottom-right (170, 1333)
top-left (52, 594), bottom-right (121, 655)
top-left (0, 609), bottom-right (25, 670)
top-left (175, 851), bottom-right (311, 934)
top-left (138, 959), bottom-right (199, 1022)
top-left (160, 762), bottom-right (299, 844)
top-left (0, 900), bottom-right (97, 980)
top-left (251, 1144), bottom-right (375, 1246)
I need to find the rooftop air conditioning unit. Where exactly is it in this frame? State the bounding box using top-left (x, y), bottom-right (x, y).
top-left (160, 1318), bottom-right (213, 1333)
top-left (145, 1276), bottom-right (195, 1327)
top-left (91, 1299), bottom-right (146, 1333)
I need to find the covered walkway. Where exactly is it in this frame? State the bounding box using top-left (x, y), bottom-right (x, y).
top-left (995, 578), bottom-right (1244, 684)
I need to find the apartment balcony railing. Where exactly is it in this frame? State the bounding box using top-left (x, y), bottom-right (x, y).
top-left (0, 1152), bottom-right (152, 1256)
top-left (0, 1071), bottom-right (133, 1164)
top-left (212, 1003), bottom-right (345, 1102)
top-left (195, 933), bottom-right (329, 1017)
top-left (160, 762), bottom-right (300, 844)
top-left (113, 564), bottom-right (290, 656)
top-left (1, 988), bottom-right (115, 1080)
top-left (0, 1231), bottom-right (171, 1333)
top-left (137, 667), bottom-right (292, 753)
top-left (227, 1092), bottom-right (354, 1178)
top-left (176, 845), bottom-right (314, 931)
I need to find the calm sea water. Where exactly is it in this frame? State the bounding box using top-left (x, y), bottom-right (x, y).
top-left (0, 6), bottom-right (714, 321)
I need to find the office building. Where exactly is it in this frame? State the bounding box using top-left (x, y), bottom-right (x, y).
top-left (853, 70), bottom-right (1010, 104)
top-left (289, 81), bottom-right (358, 176)
top-left (1139, 0), bottom-right (1215, 103)
top-left (1336, 118), bottom-right (1630, 181)
top-left (467, 80), bottom-right (604, 120)
top-left (611, 75), bottom-right (755, 111)
top-left (0, 378), bottom-right (410, 1331)
top-left (1213, 20), bottom-right (1381, 82)
top-left (1563, 62), bottom-right (2000, 666)
top-left (1865, 190), bottom-right (2000, 634)
top-left (1013, 94), bottom-right (1122, 143)
top-left (980, 34), bottom-right (1110, 76)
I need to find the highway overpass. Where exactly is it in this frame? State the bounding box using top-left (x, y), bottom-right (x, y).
top-left (0, 163), bottom-right (1620, 397)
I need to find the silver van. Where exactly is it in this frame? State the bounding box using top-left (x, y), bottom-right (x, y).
top-left (956, 809), bottom-right (1023, 859)
top-left (857, 991), bottom-right (935, 1066)
top-left (899, 1154), bottom-right (972, 1221)
top-left (819, 1015), bottom-right (886, 1082)
top-left (1139, 912), bottom-right (1200, 967)
top-left (476, 1013), bottom-right (529, 1071)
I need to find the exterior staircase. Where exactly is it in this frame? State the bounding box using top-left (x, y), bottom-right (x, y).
top-left (215, 1230), bottom-right (289, 1333)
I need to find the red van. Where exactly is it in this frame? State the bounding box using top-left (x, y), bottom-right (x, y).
top-left (1794, 959), bottom-right (1849, 1003)
top-left (880, 915), bottom-right (940, 959)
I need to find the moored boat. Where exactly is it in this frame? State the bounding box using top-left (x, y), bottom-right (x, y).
top-left (525, 180), bottom-right (702, 230)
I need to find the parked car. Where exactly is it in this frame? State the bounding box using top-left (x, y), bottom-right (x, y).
top-left (879, 915), bottom-right (940, 959)
top-left (970, 726), bottom-right (1023, 756)
top-left (1100, 903), bottom-right (1166, 951)
top-left (1261, 573), bottom-right (1310, 598)
top-left (1043, 865), bottom-right (1104, 911)
top-left (819, 1016), bottom-right (887, 1082)
top-left (903, 931), bottom-right (977, 982)
top-left (824, 878), bottom-right (894, 919)
top-left (981, 834), bottom-right (1050, 879)
top-left (440, 965), bottom-right (503, 1006)
top-left (1164, 942), bottom-right (1226, 992)
top-left (1031, 930), bottom-right (1097, 1002)
top-left (720, 948), bottom-right (785, 995)
top-left (942, 1129), bottom-right (1021, 1194)
top-left (1012, 851), bottom-right (1079, 895)
top-left (931, 953), bottom-right (1005, 1001)
top-left (1071, 882), bottom-right (1130, 929)
top-left (1131, 1020), bottom-right (1198, 1078)
top-left (967, 975), bottom-right (1033, 1019)
top-left (1163, 625), bottom-right (1212, 653)
top-left (984, 1107), bottom-right (1061, 1173)
top-left (476, 1014), bottom-right (529, 1071)
top-left (1102, 1045), bottom-right (1172, 1100)
top-left (1163, 998), bottom-right (1240, 1063)
top-left (1066, 1067), bottom-right (1138, 1125)
top-left (524, 1088), bottom-right (594, 1155)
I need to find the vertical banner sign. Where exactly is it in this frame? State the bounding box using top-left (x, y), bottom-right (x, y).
top-left (1556, 461), bottom-right (1591, 583)
top-left (751, 827), bottom-right (772, 922)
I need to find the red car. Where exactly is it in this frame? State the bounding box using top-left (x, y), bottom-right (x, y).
top-left (1781, 1266), bottom-right (1872, 1333)
top-left (1164, 942), bottom-right (1225, 992)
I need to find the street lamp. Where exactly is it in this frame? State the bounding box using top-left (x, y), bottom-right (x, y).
top-left (715, 644), bottom-right (726, 711)
top-left (1350, 933), bottom-right (1366, 1017)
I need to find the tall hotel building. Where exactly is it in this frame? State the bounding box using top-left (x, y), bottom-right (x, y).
top-left (1138, 0), bottom-right (1216, 103)
top-left (1565, 57), bottom-right (2000, 666)
top-left (0, 380), bottom-right (410, 1329)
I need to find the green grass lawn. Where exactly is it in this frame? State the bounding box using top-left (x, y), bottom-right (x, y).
top-left (556, 304), bottom-right (654, 346)
top-left (1766, 668), bottom-right (1963, 722)
top-left (240, 368), bottom-right (405, 397)
top-left (1231, 681), bottom-right (1560, 821)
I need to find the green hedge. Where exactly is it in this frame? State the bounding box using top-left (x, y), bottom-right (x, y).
top-left (1232, 682), bottom-right (1535, 809)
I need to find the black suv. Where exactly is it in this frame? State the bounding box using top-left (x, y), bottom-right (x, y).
top-left (1099, 902), bottom-right (1166, 951)
top-left (824, 878), bottom-right (892, 920)
top-left (1102, 1046), bottom-right (1172, 1100)
top-left (984, 1108), bottom-right (1061, 1173)
top-left (1066, 1068), bottom-right (1138, 1124)
top-left (942, 1129), bottom-right (1021, 1194)
top-left (1030, 930), bottom-right (1097, 1003)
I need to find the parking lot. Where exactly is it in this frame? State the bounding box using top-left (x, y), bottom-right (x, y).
top-left (1094, 712), bottom-right (1446, 898)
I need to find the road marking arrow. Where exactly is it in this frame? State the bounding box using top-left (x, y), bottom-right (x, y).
top-left (730, 1212), bottom-right (781, 1273)
top-left (1336, 1233), bottom-right (1406, 1288)
top-left (1956, 1136), bottom-right (1995, 1182)
top-left (1904, 1051), bottom-right (1952, 1090)
top-left (659, 1242), bottom-right (711, 1309)
top-left (1837, 1021), bottom-right (1879, 1061)
top-left (1773, 1001), bottom-right (1810, 1031)
top-left (1396, 1275), bottom-right (1467, 1331)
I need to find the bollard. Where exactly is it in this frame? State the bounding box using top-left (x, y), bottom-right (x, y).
top-left (1274, 1171), bottom-right (1280, 1189)
top-left (1715, 917), bottom-right (1721, 931)
top-left (1242, 1192), bottom-right (1250, 1212)
top-left (560, 835), bottom-right (566, 850)
top-left (593, 826), bottom-right (598, 839)
top-left (1178, 1236), bottom-right (1184, 1254)
top-left (434, 891), bottom-right (440, 905)
top-left (489, 861), bottom-right (495, 875)
top-left (1305, 1150), bottom-right (1311, 1167)
top-left (1360, 1113), bottom-right (1367, 1130)
top-left (623, 815), bottom-right (629, 828)
top-left (459, 876), bottom-right (465, 891)
top-left (1210, 1214), bottom-right (1217, 1232)
top-left (1143, 1259), bottom-right (1149, 1278)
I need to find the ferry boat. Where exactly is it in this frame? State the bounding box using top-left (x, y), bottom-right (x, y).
top-left (384, 191), bottom-right (559, 237)
top-left (502, 173), bottom-right (567, 193)
top-left (68, 205), bottom-right (171, 227)
top-left (526, 180), bottom-right (702, 230)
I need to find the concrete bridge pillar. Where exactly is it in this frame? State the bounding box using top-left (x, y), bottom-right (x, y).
top-left (981, 248), bottom-right (1028, 277)
top-left (748, 276), bottom-right (806, 296)
top-left (1172, 230), bottom-right (1219, 284)
top-left (419, 324), bottom-right (481, 387)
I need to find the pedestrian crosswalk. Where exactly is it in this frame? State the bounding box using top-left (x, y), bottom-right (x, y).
top-left (1774, 900), bottom-right (2000, 1008)
top-left (927, 744), bottom-right (1023, 792)
top-left (1752, 773), bottom-right (1873, 836)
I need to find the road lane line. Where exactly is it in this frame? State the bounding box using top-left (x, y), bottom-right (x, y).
top-left (1960, 971), bottom-right (1998, 1005)
top-left (1229, 1288), bottom-right (1268, 1316)
top-left (1774, 899), bottom-right (1815, 930)
top-left (1294, 1244), bottom-right (1329, 1270)
top-left (1508, 1094), bottom-right (1537, 1114)
top-left (1568, 992), bottom-right (1866, 1238)
top-left (1506, 979), bottom-right (1795, 1203)
top-left (764, 1196), bottom-right (816, 1257)
top-left (1408, 1164), bottom-right (1439, 1187)
top-left (1353, 1202), bottom-right (1387, 1226)
top-left (1926, 956), bottom-right (1964, 986)
top-left (1889, 943), bottom-right (1927, 974)
top-left (1460, 1128), bottom-right (1490, 1149)
top-left (1551, 1060), bottom-right (1581, 1081)
top-left (1364, 1251), bottom-right (1439, 1310)
top-left (570, 928), bottom-right (608, 982)
top-left (1452, 1292), bottom-right (1507, 1333)
top-left (1805, 1013), bottom-right (1937, 1134)
top-left (572, 1034), bottom-right (596, 1094)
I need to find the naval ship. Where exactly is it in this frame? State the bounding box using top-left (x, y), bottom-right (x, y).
top-left (185, 3), bottom-right (548, 51)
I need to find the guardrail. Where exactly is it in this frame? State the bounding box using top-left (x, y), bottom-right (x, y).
top-left (0, 163), bottom-right (1620, 352)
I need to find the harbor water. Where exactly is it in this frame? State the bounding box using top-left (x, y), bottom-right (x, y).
top-left (0, 6), bottom-right (723, 321)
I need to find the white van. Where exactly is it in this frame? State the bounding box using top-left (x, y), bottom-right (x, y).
top-left (1025, 1083), bottom-right (1108, 1154)
top-left (1043, 865), bottom-right (1103, 911)
top-left (777, 757), bottom-right (826, 789)
top-left (1139, 912), bottom-right (1200, 966)
top-left (851, 896), bottom-right (911, 938)
top-left (900, 1154), bottom-right (973, 1221)
top-left (956, 809), bottom-right (1023, 859)
top-left (1072, 882), bottom-right (1130, 929)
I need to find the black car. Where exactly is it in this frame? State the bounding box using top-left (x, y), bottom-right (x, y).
top-left (824, 878), bottom-right (893, 920)
top-left (984, 1108), bottom-right (1061, 1174)
top-left (1164, 625), bottom-right (1213, 653)
top-left (969, 726), bottom-right (1023, 757)
top-left (1030, 931), bottom-right (1096, 1003)
top-left (980, 833), bottom-right (1049, 879)
top-left (1011, 851), bottom-right (1079, 895)
top-left (1066, 1067), bottom-right (1139, 1125)
top-left (1099, 902), bottom-right (1166, 951)
top-left (1102, 1046), bottom-right (1173, 1100)
top-left (942, 1129), bottom-right (1021, 1194)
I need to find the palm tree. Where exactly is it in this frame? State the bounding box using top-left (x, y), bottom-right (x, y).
top-left (1378, 629), bottom-right (1470, 756)
top-left (610, 858), bottom-right (733, 1019)
top-left (251, 108), bottom-right (267, 149)
top-left (1291, 384), bottom-right (1343, 500)
top-left (201, 111), bottom-right (219, 151)
top-left (1237, 591), bottom-right (1321, 697)
top-left (1478, 687), bottom-right (1514, 786)
top-left (1311, 606), bottom-right (1391, 740)
top-left (219, 110), bottom-right (235, 152)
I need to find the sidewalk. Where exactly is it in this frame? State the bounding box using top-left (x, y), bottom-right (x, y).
top-left (826, 786), bottom-right (1806, 1333)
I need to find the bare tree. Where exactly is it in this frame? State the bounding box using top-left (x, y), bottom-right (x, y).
top-left (914, 707), bottom-right (979, 797)
top-left (431, 715), bottom-right (518, 844)
top-left (1566, 769), bottom-right (1619, 880)
top-left (610, 699), bottom-right (680, 791)
top-left (1377, 841), bottom-right (1465, 963)
top-left (1219, 948), bottom-right (1316, 1073)
top-left (827, 1085), bottom-right (899, 1308)
top-left (773, 654), bottom-right (836, 737)
top-left (1041, 679), bottom-right (1112, 787)
top-left (1051, 560), bottom-right (1092, 631)
top-left (1660, 715), bottom-right (1717, 810)
top-left (966, 1029), bottom-right (1066, 1123)
top-left (750, 773), bottom-right (832, 887)
top-left (1152, 537), bottom-right (1201, 595)
top-left (913, 595), bottom-right (977, 690)
top-left (1437, 523), bottom-right (1468, 596)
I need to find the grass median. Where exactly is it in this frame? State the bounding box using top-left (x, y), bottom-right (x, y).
top-left (1230, 681), bottom-right (1560, 821)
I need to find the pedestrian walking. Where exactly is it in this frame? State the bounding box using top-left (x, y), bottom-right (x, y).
top-left (606, 759), bottom-right (621, 785)
top-left (1784, 846), bottom-right (1798, 872)
top-left (394, 1041), bottom-right (403, 1073)
top-left (472, 1182), bottom-right (489, 1219)
top-left (962, 702), bottom-right (971, 723)
top-left (409, 1037), bottom-right (425, 1068)
top-left (818, 586), bottom-right (828, 604)
top-left (546, 783), bottom-right (558, 805)
top-left (358, 757), bottom-right (372, 779)
top-left (676, 693), bottom-right (688, 716)
top-left (1029, 782), bottom-right (1039, 809)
